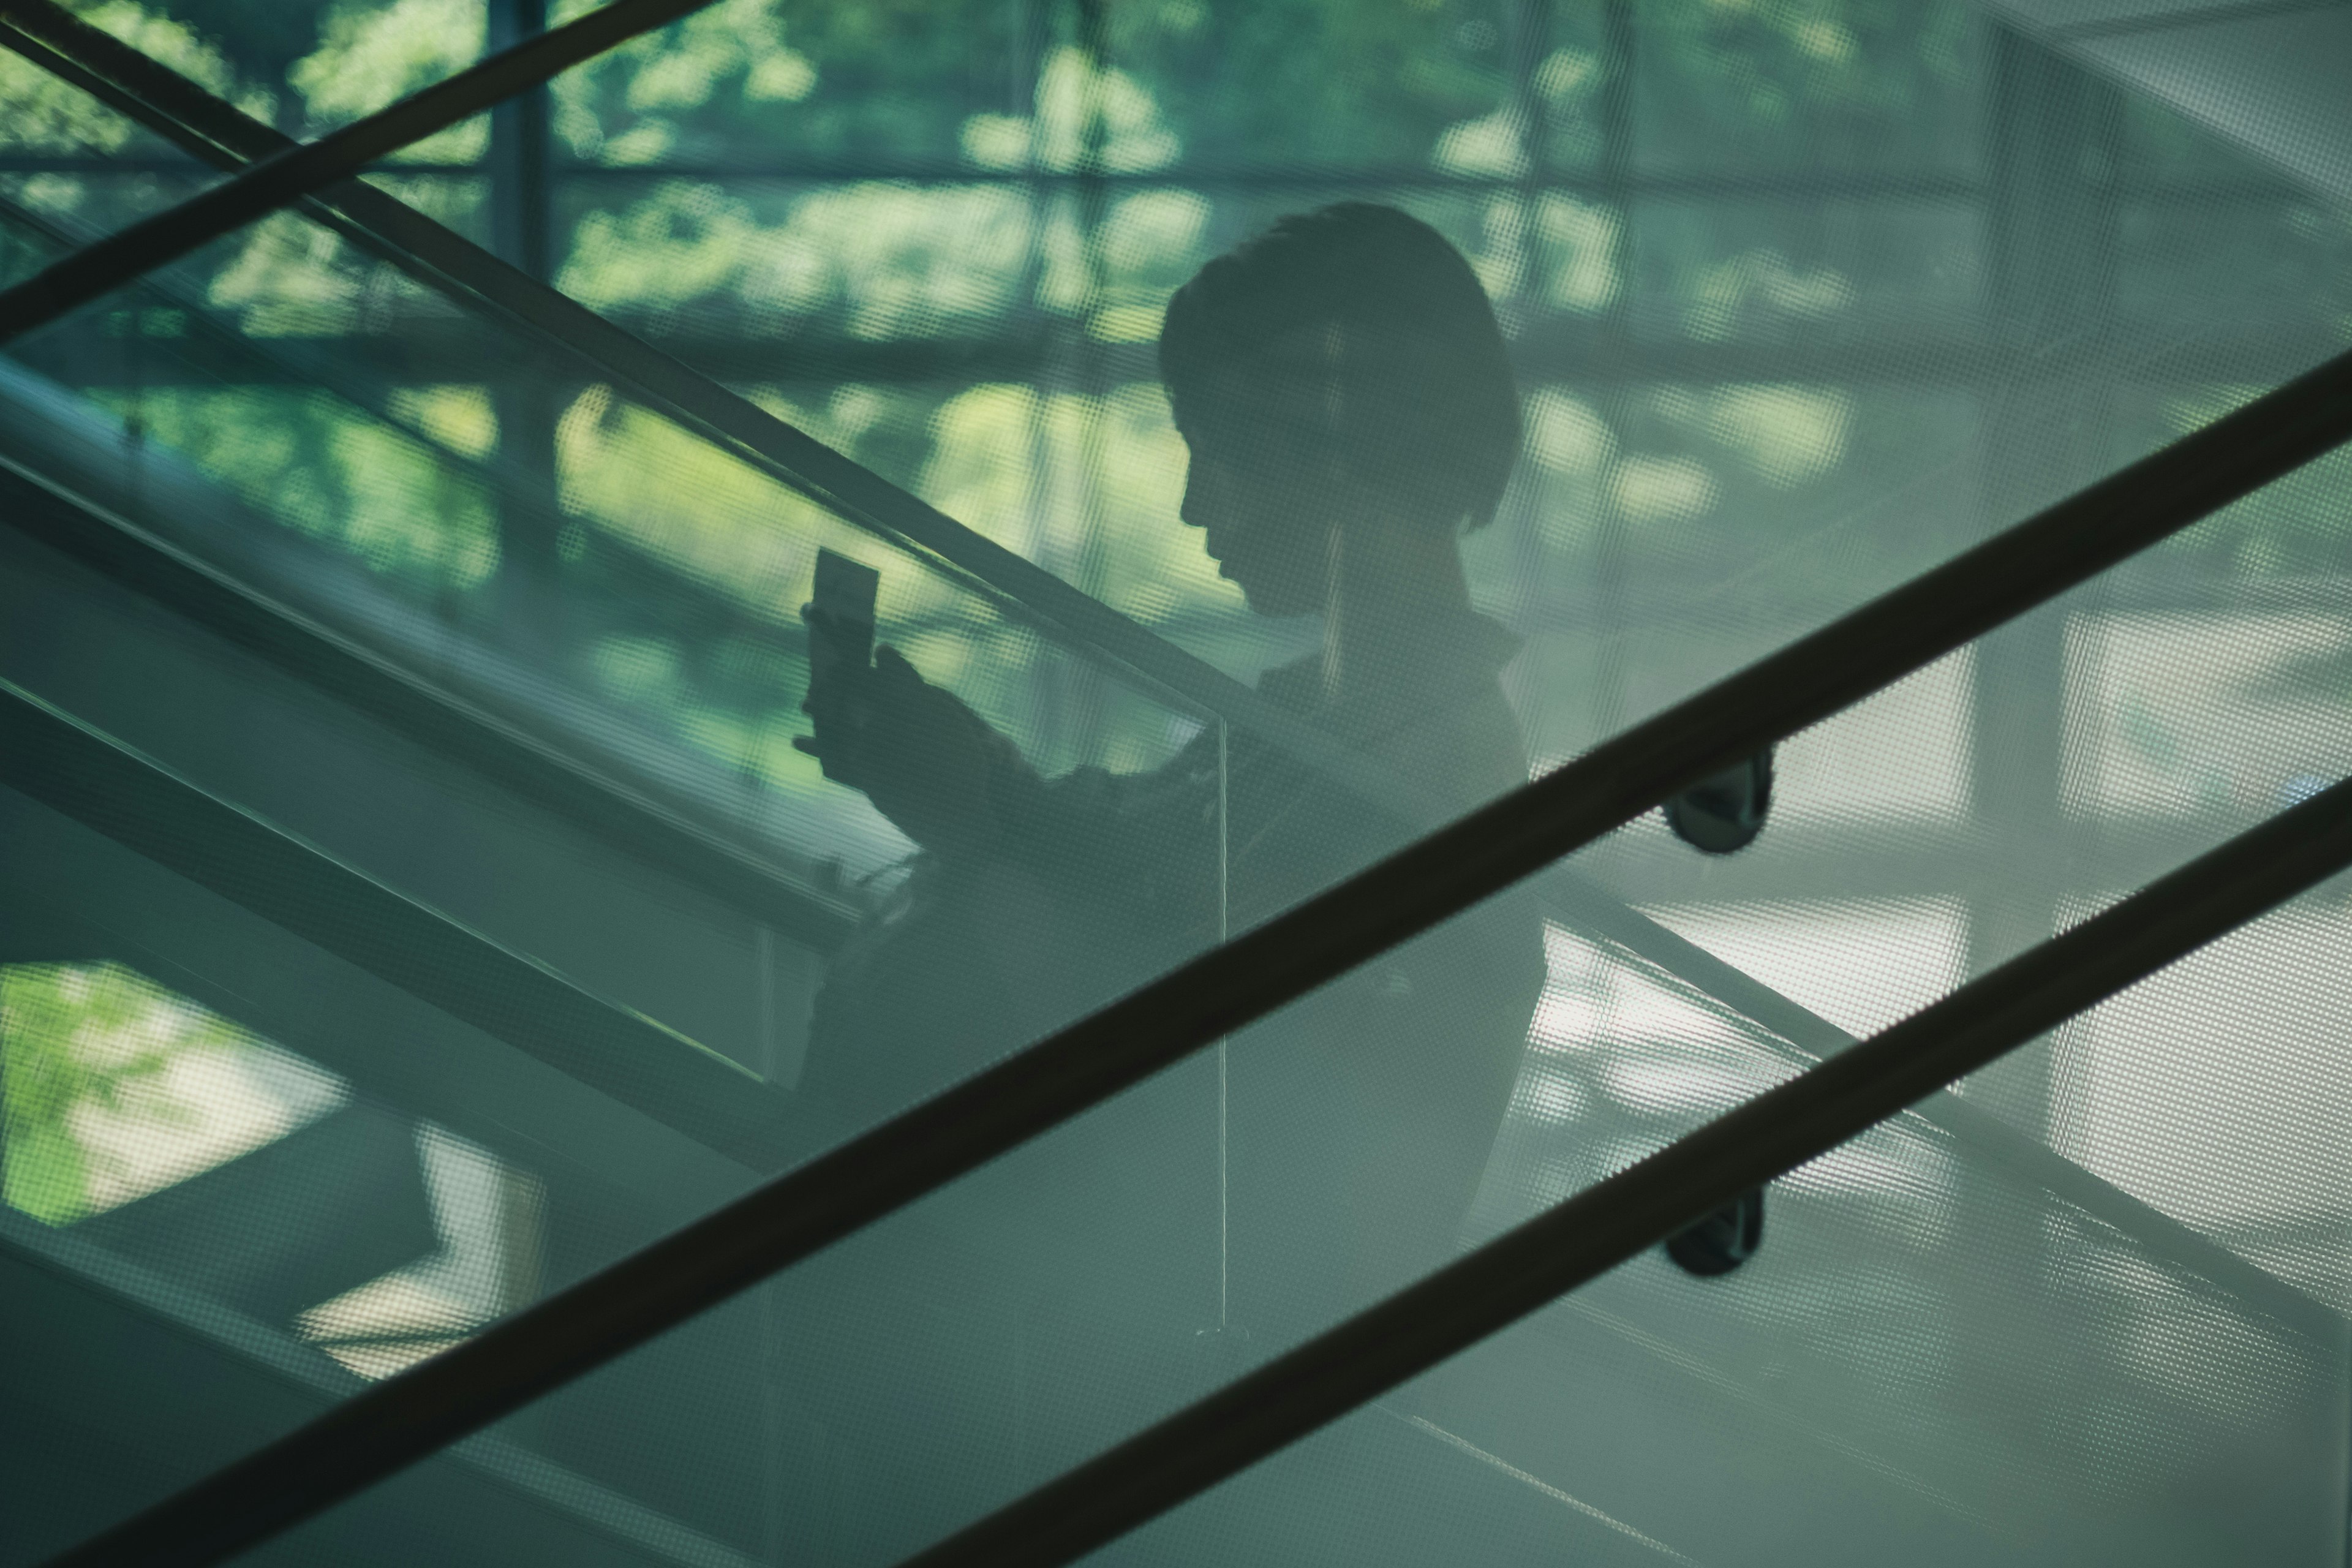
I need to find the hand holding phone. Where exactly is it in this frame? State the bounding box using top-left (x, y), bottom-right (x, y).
top-left (794, 551), bottom-right (1027, 853)
top-left (804, 549), bottom-right (879, 712)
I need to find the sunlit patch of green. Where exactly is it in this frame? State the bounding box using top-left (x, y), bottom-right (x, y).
top-left (554, 164), bottom-right (1204, 340)
top-left (556, 384), bottom-right (836, 614)
top-left (682, 708), bottom-right (758, 772)
top-left (1431, 110), bottom-right (1528, 180)
top-left (101, 388), bottom-right (499, 591)
top-left (549, 0), bottom-right (816, 164)
top-left (6, 173), bottom-right (88, 222)
top-left (959, 45), bottom-right (1182, 174)
top-left (208, 213), bottom-right (371, 337)
top-left (1, 963), bottom-right (247, 1226)
top-left (1102, 0), bottom-right (1507, 171)
top-left (550, 104), bottom-right (1206, 337)
top-left (1086, 189), bottom-right (1210, 333)
top-left (755, 715), bottom-right (820, 790)
top-left (292, 0), bottom-right (490, 163)
top-left (558, 181), bottom-right (769, 313)
top-left (206, 184), bottom-right (470, 339)
top-left (0, 1), bottom-right (262, 160)
top-left (560, 181), bottom-right (1039, 338)
top-left (387, 384), bottom-right (499, 461)
top-left (1528, 193), bottom-right (1622, 314)
top-left (1086, 305), bottom-right (1161, 343)
top-left (558, 383), bottom-right (1023, 676)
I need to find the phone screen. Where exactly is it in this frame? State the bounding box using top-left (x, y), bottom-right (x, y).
top-left (809, 549), bottom-right (880, 693)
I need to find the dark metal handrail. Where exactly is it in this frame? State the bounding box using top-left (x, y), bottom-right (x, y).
top-left (47, 339), bottom-right (2352, 1568)
top-left (899, 771), bottom-right (2352, 1568)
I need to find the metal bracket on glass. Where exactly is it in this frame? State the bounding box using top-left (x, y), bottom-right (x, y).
top-left (1663, 1185), bottom-right (1765, 1277)
top-left (1665, 747), bottom-right (1774, 855)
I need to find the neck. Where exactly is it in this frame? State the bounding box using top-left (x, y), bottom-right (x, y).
top-left (1316, 513), bottom-right (1474, 701)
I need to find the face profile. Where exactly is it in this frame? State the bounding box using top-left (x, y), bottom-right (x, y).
top-left (1175, 402), bottom-right (1341, 617)
top-left (1158, 204), bottom-right (1523, 628)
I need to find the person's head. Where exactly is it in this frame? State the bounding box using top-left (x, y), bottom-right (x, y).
top-left (1159, 203), bottom-right (1519, 617)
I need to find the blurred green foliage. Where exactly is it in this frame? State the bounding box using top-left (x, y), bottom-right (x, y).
top-left (1, 963), bottom-right (250, 1226)
top-left (0, 0), bottom-right (2345, 823)
top-left (1634, 0), bottom-right (1978, 172)
top-left (100, 384), bottom-right (502, 588)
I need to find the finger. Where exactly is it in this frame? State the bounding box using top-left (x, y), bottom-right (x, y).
top-left (874, 644), bottom-right (916, 678)
top-left (791, 734), bottom-right (820, 756)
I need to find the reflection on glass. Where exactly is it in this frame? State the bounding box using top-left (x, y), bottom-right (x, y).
top-left (0, 960), bottom-right (541, 1379)
top-left (6, 1), bottom-right (2352, 1559)
top-left (1, 960), bottom-right (341, 1226)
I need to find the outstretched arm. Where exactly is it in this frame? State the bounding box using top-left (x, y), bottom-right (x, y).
top-left (797, 627), bottom-right (1035, 860)
top-left (796, 623), bottom-right (1221, 931)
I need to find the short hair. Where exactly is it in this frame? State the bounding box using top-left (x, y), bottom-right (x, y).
top-left (1158, 203), bottom-right (1521, 530)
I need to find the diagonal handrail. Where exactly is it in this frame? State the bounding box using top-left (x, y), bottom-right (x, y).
top-left (898, 772), bottom-right (2352, 1568)
top-left (47, 340), bottom-right (2352, 1568)
top-left (0, 0), bottom-right (739, 343)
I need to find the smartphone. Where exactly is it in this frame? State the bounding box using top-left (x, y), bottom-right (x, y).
top-left (807, 548), bottom-right (880, 697)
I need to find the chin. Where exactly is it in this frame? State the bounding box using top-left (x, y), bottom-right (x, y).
top-left (1241, 586), bottom-right (1317, 618)
top-left (1219, 558), bottom-right (1315, 617)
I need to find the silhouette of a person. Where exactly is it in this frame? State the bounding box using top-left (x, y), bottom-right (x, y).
top-left (796, 205), bottom-right (1767, 1338)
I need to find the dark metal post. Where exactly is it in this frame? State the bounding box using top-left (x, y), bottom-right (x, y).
top-left (487, 0), bottom-right (552, 285)
top-left (486, 0), bottom-right (564, 651)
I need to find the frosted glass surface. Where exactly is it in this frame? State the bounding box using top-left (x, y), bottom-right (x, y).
top-left (2, 1), bottom-right (2350, 1564)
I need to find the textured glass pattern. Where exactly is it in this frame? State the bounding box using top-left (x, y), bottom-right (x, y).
top-left (0, 0), bottom-right (2349, 1564)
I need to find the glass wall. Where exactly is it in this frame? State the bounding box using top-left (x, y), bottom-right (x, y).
top-left (2, 1), bottom-right (2350, 1562)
